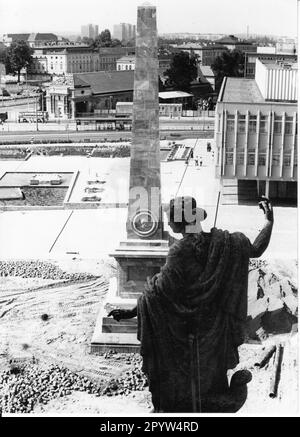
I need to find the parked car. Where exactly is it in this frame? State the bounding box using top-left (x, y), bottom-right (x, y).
top-left (81, 195), bottom-right (102, 202)
top-left (87, 179), bottom-right (106, 185)
top-left (84, 187), bottom-right (105, 193)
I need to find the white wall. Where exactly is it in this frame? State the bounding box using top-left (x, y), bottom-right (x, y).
top-left (255, 59), bottom-right (298, 101)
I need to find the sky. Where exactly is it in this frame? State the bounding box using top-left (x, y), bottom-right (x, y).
top-left (0, 0), bottom-right (298, 38)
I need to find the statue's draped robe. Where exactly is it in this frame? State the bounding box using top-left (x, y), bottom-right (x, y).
top-left (137, 228), bottom-right (259, 412)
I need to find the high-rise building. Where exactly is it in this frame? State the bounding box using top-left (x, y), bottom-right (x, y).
top-left (113, 23), bottom-right (136, 42)
top-left (81, 24), bottom-right (99, 40)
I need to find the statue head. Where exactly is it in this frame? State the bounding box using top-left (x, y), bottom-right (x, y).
top-left (167, 196), bottom-right (207, 234)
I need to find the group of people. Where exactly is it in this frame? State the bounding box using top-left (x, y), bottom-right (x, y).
top-left (194, 156), bottom-right (203, 167)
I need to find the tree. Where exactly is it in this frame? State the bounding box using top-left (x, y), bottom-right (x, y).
top-left (111, 38), bottom-right (122, 47)
top-left (0, 44), bottom-right (7, 63)
top-left (211, 49), bottom-right (245, 92)
top-left (6, 41), bottom-right (34, 82)
top-left (95, 29), bottom-right (112, 48)
top-left (100, 29), bottom-right (111, 45)
top-left (124, 38), bottom-right (135, 47)
top-left (158, 76), bottom-right (166, 92)
top-left (82, 37), bottom-right (94, 46)
top-left (164, 51), bottom-right (198, 92)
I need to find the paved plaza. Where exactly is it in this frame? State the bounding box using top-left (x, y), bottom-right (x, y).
top-left (0, 138), bottom-right (297, 259)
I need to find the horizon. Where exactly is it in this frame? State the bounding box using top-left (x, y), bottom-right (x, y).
top-left (0, 0), bottom-right (297, 39)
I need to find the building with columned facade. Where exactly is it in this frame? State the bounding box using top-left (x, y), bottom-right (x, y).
top-left (45, 70), bottom-right (134, 120)
top-left (215, 59), bottom-right (297, 204)
top-left (116, 56), bottom-right (135, 70)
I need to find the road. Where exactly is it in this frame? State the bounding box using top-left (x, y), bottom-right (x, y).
top-left (0, 128), bottom-right (214, 144)
top-left (0, 117), bottom-right (214, 143)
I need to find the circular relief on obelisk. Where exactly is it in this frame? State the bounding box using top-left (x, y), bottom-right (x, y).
top-left (132, 210), bottom-right (158, 238)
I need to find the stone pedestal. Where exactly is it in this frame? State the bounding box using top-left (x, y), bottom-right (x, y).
top-left (91, 240), bottom-right (168, 353)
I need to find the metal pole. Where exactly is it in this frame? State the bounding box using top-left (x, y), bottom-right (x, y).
top-left (195, 336), bottom-right (202, 412)
top-left (189, 334), bottom-right (197, 412)
top-left (269, 343), bottom-right (284, 398)
top-left (213, 191), bottom-right (221, 228)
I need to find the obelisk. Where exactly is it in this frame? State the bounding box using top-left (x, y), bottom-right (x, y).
top-left (91, 3), bottom-right (168, 353)
top-left (126, 2), bottom-right (163, 240)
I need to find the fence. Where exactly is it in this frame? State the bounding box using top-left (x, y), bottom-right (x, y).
top-left (182, 110), bottom-right (215, 118)
top-left (0, 96), bottom-right (38, 107)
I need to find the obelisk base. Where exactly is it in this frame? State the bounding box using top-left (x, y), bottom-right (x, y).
top-left (91, 240), bottom-right (168, 353)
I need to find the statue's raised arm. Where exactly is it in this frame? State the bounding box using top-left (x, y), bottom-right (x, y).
top-left (249, 196), bottom-right (274, 258)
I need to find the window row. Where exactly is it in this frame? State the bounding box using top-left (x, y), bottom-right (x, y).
top-left (117, 64), bottom-right (134, 70)
top-left (225, 114), bottom-right (296, 135)
top-left (225, 151), bottom-right (295, 166)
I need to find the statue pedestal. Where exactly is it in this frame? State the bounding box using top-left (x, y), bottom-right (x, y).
top-left (91, 240), bottom-right (168, 353)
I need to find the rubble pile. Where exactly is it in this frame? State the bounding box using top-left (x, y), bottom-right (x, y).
top-left (249, 259), bottom-right (267, 270)
top-left (0, 260), bottom-right (96, 282)
top-left (102, 353), bottom-right (148, 396)
top-left (247, 261), bottom-right (298, 340)
top-left (0, 363), bottom-right (104, 414)
top-left (0, 356), bottom-right (148, 414)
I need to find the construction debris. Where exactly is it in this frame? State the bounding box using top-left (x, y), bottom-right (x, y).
top-left (0, 354), bottom-right (148, 414)
top-left (254, 344), bottom-right (276, 368)
top-left (269, 344), bottom-right (284, 398)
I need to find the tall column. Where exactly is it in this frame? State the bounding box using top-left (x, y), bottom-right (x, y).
top-left (126, 3), bottom-right (163, 240)
top-left (91, 3), bottom-right (168, 353)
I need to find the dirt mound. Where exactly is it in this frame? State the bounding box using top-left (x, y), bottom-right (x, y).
top-left (247, 260), bottom-right (297, 341)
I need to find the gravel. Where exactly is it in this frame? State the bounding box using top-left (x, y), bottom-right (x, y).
top-left (0, 363), bottom-right (103, 414)
top-left (0, 260), bottom-right (97, 282)
top-left (0, 354), bottom-right (148, 414)
top-left (102, 352), bottom-right (148, 397)
top-left (249, 259), bottom-right (267, 270)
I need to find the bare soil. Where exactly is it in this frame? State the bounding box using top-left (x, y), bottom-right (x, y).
top-left (0, 258), bottom-right (298, 416)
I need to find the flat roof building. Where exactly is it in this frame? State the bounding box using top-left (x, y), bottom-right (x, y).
top-left (81, 24), bottom-right (99, 40)
top-left (245, 51), bottom-right (297, 78)
top-left (215, 59), bottom-right (297, 204)
top-left (116, 55), bottom-right (136, 71)
top-left (113, 23), bottom-right (136, 42)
